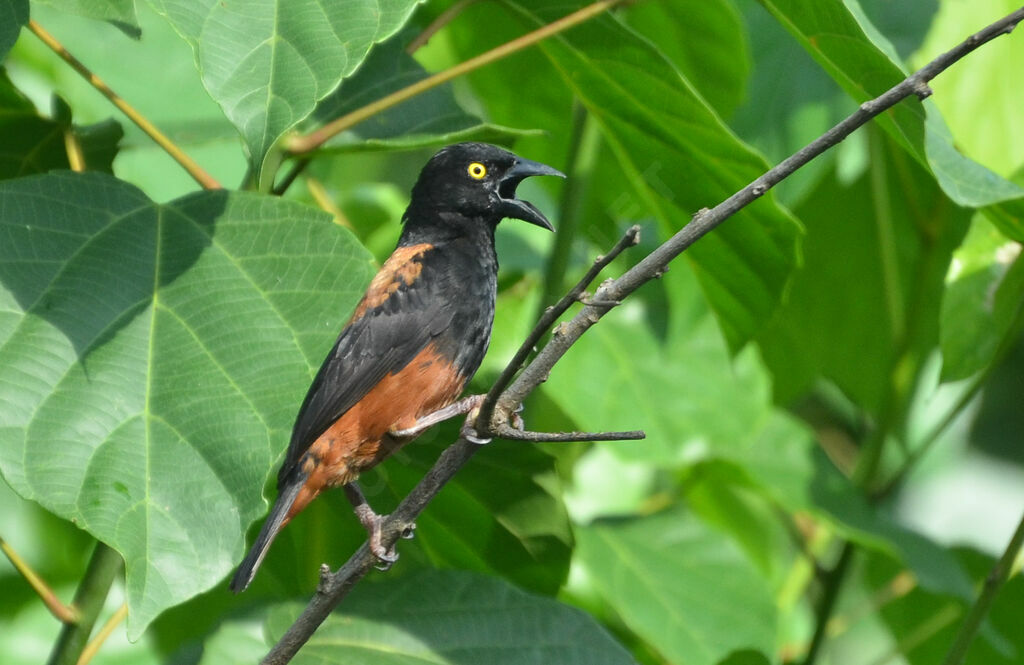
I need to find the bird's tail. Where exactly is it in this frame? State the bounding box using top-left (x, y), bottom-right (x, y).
top-left (229, 479), bottom-right (304, 593)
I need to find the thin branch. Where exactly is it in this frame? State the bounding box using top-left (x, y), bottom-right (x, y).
top-left (406, 0), bottom-right (480, 53)
top-left (476, 224), bottom-right (641, 435)
top-left (262, 8), bottom-right (1024, 664)
top-left (0, 536), bottom-right (80, 624)
top-left (76, 603), bottom-right (128, 665)
top-left (493, 425), bottom-right (645, 442)
top-left (940, 510), bottom-right (1024, 665)
top-left (46, 542), bottom-right (122, 665)
top-left (286, 0), bottom-right (626, 155)
top-left (28, 21), bottom-right (222, 190)
top-left (802, 543), bottom-right (855, 665)
top-left (272, 158), bottom-right (311, 196)
top-left (62, 128), bottom-right (86, 173)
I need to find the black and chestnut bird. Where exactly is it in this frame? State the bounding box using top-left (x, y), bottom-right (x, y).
top-left (229, 142), bottom-right (563, 592)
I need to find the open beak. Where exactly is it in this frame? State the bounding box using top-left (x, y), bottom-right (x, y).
top-left (497, 157), bottom-right (565, 231)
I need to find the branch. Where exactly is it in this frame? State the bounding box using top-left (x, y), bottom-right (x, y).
top-left (285, 0), bottom-right (626, 154)
top-left (0, 536), bottom-right (80, 624)
top-left (28, 21), bottom-right (222, 190)
top-left (262, 7), bottom-right (1024, 663)
top-left (406, 0), bottom-right (481, 53)
top-left (940, 510), bottom-right (1024, 665)
top-left (46, 542), bottom-right (122, 665)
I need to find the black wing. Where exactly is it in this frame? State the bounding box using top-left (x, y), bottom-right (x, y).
top-left (278, 250), bottom-right (455, 486)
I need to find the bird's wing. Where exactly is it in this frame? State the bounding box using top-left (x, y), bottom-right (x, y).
top-left (278, 244), bottom-right (455, 485)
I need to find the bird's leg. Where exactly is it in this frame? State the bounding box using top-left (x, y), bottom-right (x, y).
top-left (343, 482), bottom-right (401, 570)
top-left (389, 394), bottom-right (486, 439)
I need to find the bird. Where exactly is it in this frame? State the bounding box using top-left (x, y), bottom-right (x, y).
top-left (229, 142), bottom-right (564, 592)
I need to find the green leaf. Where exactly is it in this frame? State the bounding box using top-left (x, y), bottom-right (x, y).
top-left (34, 0), bottom-right (141, 39)
top-left (0, 75), bottom-right (123, 179)
top-left (309, 33), bottom-right (536, 154)
top-left (545, 259), bottom-right (974, 600)
top-left (757, 0), bottom-right (1024, 207)
top-left (911, 0), bottom-right (1024, 179)
top-left (623, 0), bottom-right (750, 119)
top-left (757, 136), bottom-right (971, 412)
top-left (511, 0), bottom-right (801, 350)
top-left (0, 0), bottom-right (28, 60)
top-left (940, 214), bottom-right (1024, 380)
top-left (201, 570), bottom-right (636, 665)
top-left (147, 0), bottom-right (425, 187)
top-left (0, 172), bottom-right (375, 637)
top-left (576, 509), bottom-right (776, 665)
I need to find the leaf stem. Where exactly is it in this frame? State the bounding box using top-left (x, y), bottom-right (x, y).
top-left (76, 603), bottom-right (128, 665)
top-left (46, 542), bottom-right (122, 665)
top-left (406, 0), bottom-right (480, 53)
top-left (287, 0), bottom-right (625, 154)
top-left (940, 511), bottom-right (1024, 665)
top-left (0, 536), bottom-right (80, 624)
top-left (801, 542), bottom-right (854, 665)
top-left (27, 20), bottom-right (222, 190)
top-left (536, 104), bottom-right (599, 320)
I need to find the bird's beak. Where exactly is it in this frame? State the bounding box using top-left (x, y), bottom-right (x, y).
top-left (497, 157), bottom-right (565, 231)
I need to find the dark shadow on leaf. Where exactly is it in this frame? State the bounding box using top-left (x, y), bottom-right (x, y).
top-left (0, 173), bottom-right (220, 360)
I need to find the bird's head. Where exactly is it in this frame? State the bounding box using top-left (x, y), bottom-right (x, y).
top-left (407, 142), bottom-right (565, 231)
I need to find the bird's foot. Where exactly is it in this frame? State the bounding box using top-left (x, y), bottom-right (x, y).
top-left (353, 503), bottom-right (398, 570)
top-left (344, 482), bottom-right (403, 570)
top-left (390, 394), bottom-right (486, 439)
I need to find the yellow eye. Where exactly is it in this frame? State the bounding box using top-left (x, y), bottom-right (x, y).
top-left (467, 162), bottom-right (487, 179)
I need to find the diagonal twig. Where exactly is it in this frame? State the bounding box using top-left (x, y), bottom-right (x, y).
top-left (476, 224), bottom-right (641, 435)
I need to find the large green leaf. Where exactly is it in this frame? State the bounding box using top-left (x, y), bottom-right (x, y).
top-left (623, 0), bottom-right (750, 119)
top-left (201, 570), bottom-right (637, 665)
top-left (147, 0), bottom-right (424, 187)
top-left (758, 0), bottom-right (1024, 208)
top-left (758, 136), bottom-right (971, 412)
top-left (940, 214), bottom-right (1024, 380)
top-left (0, 172), bottom-right (375, 637)
top-left (0, 0), bottom-right (28, 60)
top-left (509, 0), bottom-right (801, 350)
top-left (575, 509), bottom-right (776, 665)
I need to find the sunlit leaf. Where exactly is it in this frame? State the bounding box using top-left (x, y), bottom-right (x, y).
top-left (576, 509), bottom-right (776, 665)
top-left (0, 172), bottom-right (375, 636)
top-left (758, 0), bottom-right (1024, 207)
top-left (148, 0), bottom-right (424, 186)
top-left (940, 214), bottom-right (1024, 380)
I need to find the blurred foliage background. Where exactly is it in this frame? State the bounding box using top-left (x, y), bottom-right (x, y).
top-left (1, 0), bottom-right (1023, 664)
